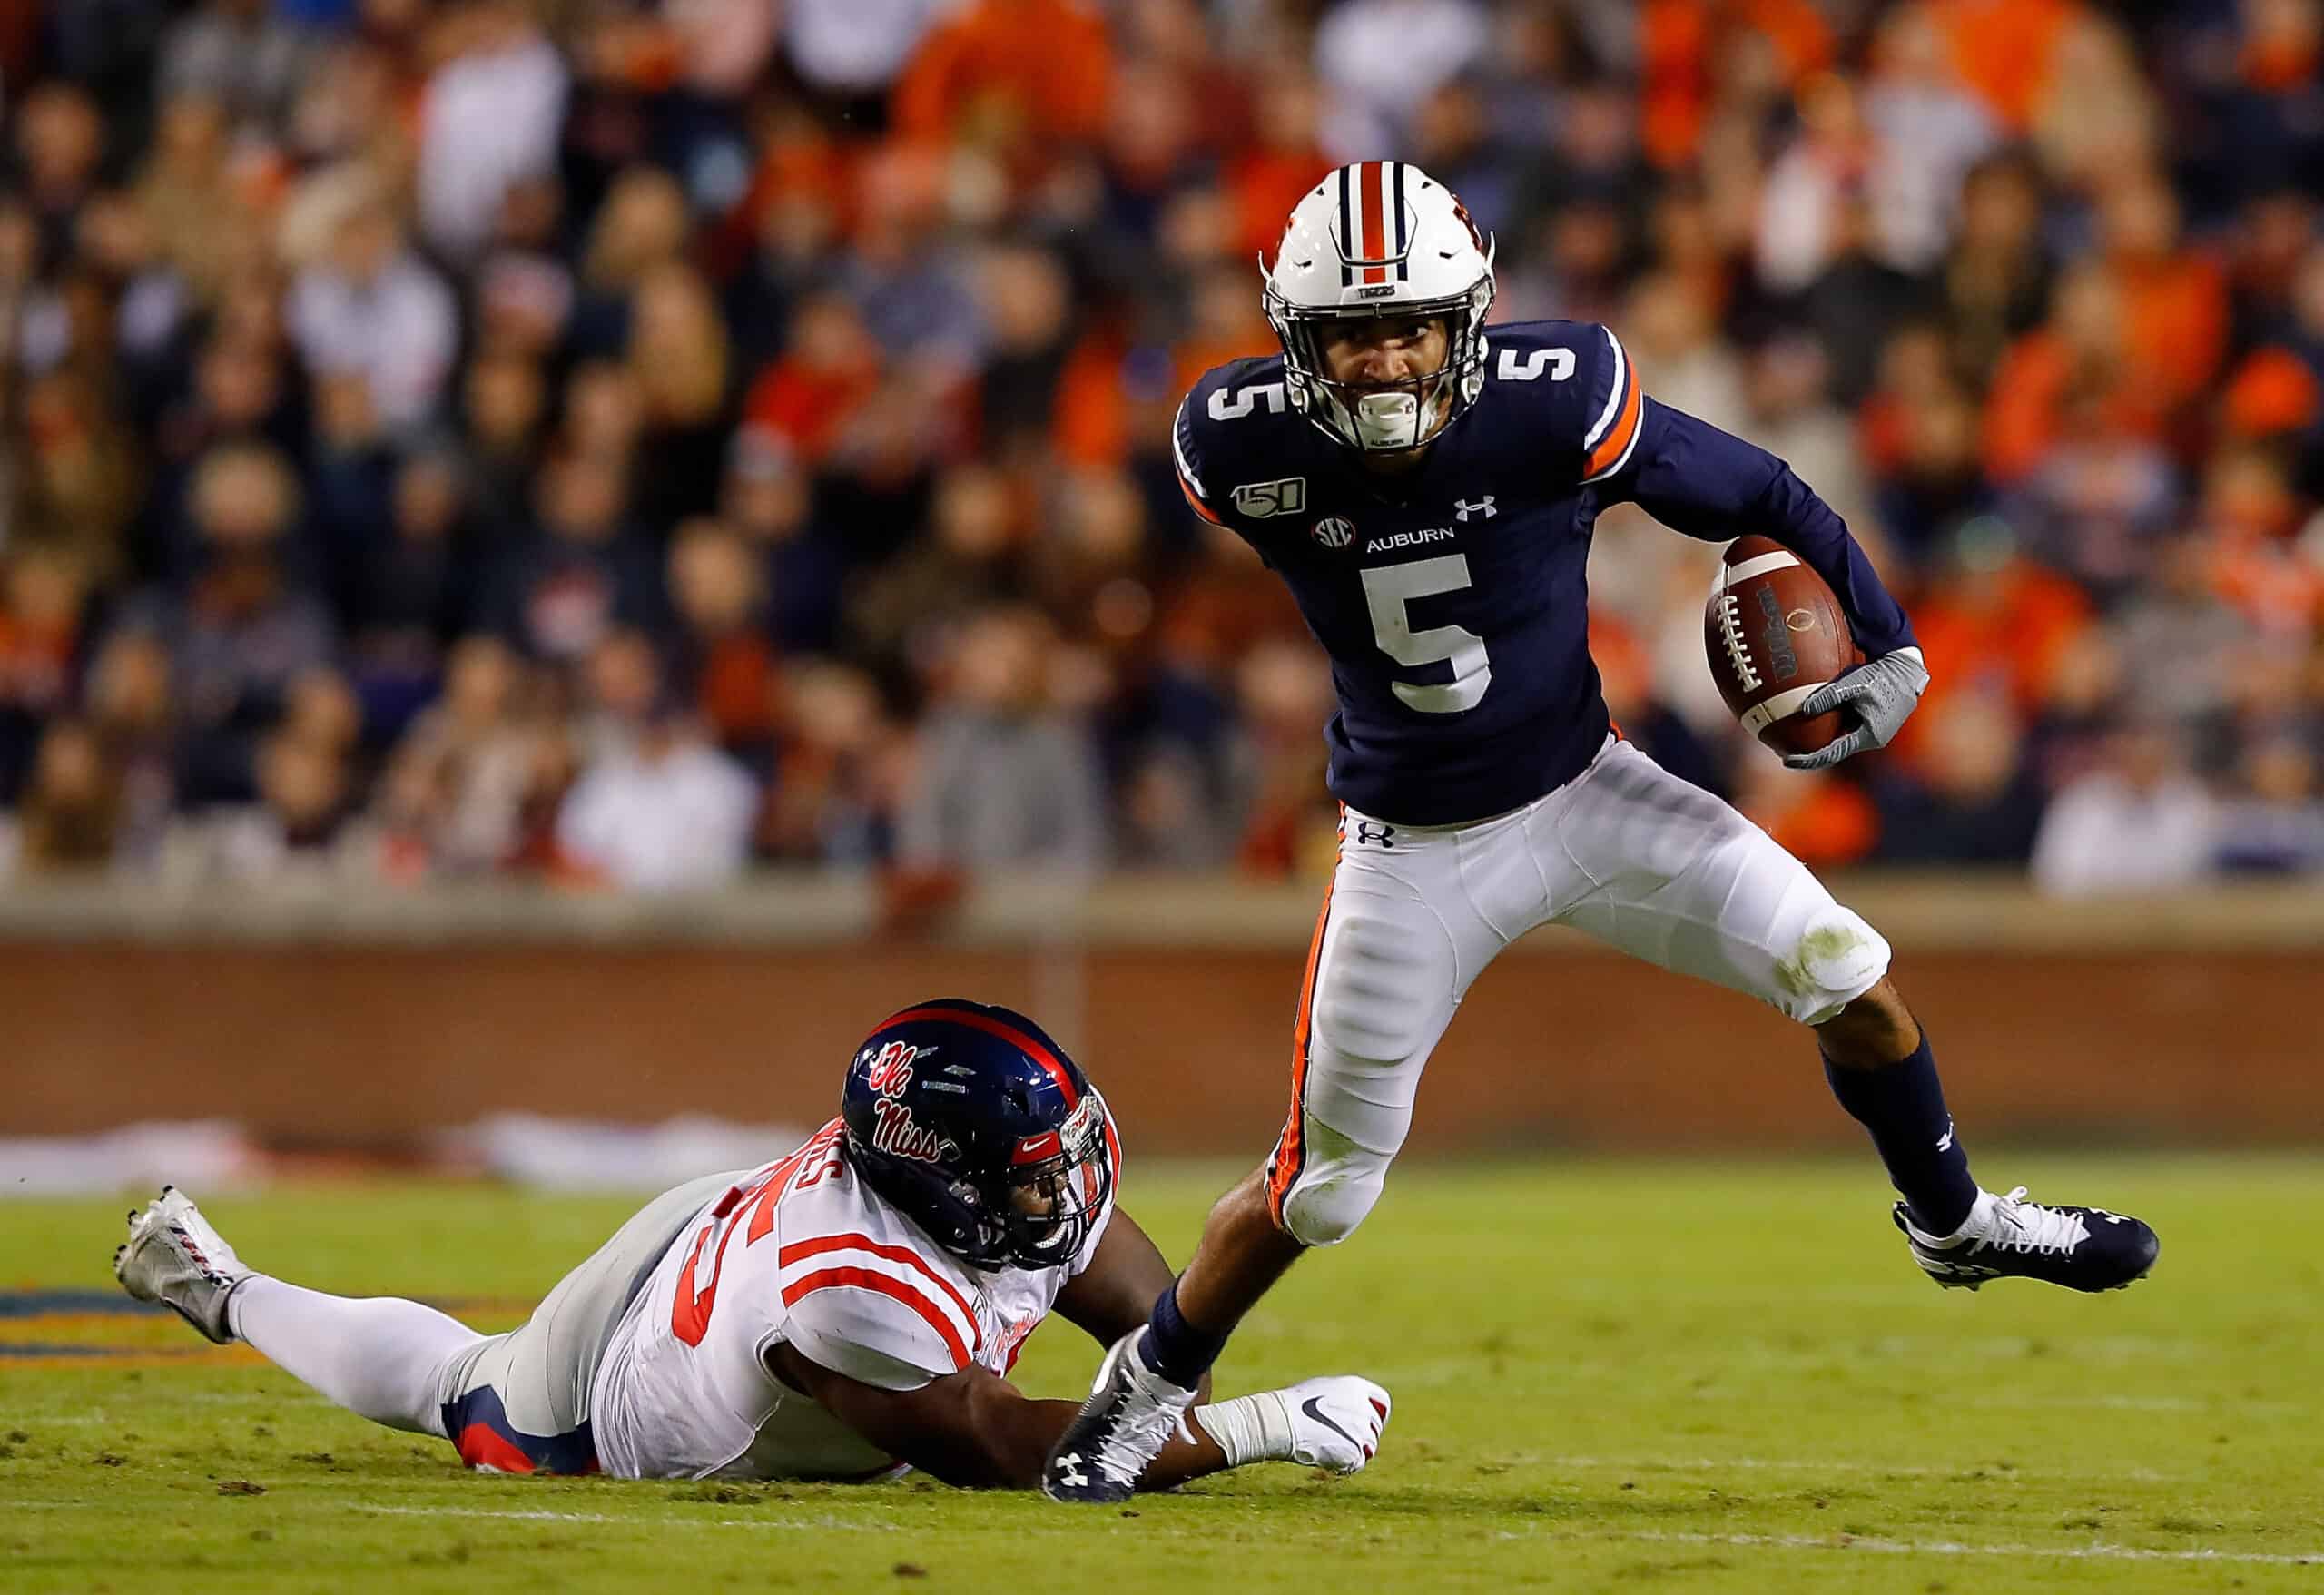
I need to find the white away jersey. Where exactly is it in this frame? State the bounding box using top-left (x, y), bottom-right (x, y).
top-left (590, 1118), bottom-right (1114, 1480)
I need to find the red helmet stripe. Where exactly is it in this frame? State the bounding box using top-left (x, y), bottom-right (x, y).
top-left (879, 1005), bottom-right (1080, 1108)
top-left (1361, 161), bottom-right (1387, 285)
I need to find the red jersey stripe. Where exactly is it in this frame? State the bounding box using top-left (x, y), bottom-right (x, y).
top-left (777, 1231), bottom-right (981, 1348)
top-left (781, 1266), bottom-right (970, 1370)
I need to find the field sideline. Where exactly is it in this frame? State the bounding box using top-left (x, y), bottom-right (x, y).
top-left (5, 1155), bottom-right (2320, 1593)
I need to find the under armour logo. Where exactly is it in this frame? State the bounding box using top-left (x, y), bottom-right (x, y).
top-left (1354, 821), bottom-right (1396, 848)
top-left (1454, 497), bottom-right (1497, 522)
top-left (1055, 1453), bottom-right (1088, 1489)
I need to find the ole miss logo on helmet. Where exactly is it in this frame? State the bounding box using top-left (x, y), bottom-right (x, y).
top-left (861, 1041), bottom-right (949, 1161)
top-left (864, 1041), bottom-right (917, 1097)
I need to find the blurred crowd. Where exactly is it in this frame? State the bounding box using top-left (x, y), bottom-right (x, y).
top-left (0, 0), bottom-right (2319, 896)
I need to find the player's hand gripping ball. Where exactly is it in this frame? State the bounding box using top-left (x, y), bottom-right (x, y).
top-left (1704, 536), bottom-right (1927, 765)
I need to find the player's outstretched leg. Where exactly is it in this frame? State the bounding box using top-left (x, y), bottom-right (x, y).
top-left (1047, 832), bottom-right (1482, 1502)
top-left (1817, 982), bottom-right (2160, 1293)
top-left (1551, 743), bottom-right (2158, 1296)
top-left (115, 1186), bottom-right (485, 1433)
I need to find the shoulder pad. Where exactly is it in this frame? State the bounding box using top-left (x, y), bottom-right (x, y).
top-left (1481, 320), bottom-right (1644, 482)
top-left (778, 1231), bottom-right (985, 1391)
top-left (1177, 354), bottom-right (1299, 528)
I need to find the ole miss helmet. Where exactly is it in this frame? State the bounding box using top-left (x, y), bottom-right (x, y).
top-left (841, 999), bottom-right (1118, 1273)
top-left (1264, 161), bottom-right (1497, 453)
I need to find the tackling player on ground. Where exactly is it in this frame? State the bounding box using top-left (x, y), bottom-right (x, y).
top-left (1042, 163), bottom-right (2159, 1503)
top-left (114, 999), bottom-right (1389, 1488)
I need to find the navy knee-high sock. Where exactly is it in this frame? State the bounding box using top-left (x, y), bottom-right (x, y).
top-left (1136, 1283), bottom-right (1225, 1389)
top-left (1823, 1029), bottom-right (1978, 1236)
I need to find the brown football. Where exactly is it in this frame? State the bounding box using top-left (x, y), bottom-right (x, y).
top-left (1704, 536), bottom-right (1861, 756)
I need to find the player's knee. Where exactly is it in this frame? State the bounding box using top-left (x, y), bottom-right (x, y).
top-left (1775, 907), bottom-right (1890, 1026)
top-left (1277, 1125), bottom-right (1391, 1247)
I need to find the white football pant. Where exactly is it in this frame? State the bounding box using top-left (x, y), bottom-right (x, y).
top-left (1267, 737), bottom-right (1889, 1245)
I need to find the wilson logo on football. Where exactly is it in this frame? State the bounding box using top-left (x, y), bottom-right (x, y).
top-left (1312, 517), bottom-right (1356, 549)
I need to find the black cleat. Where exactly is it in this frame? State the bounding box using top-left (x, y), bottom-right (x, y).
top-left (1041, 1331), bottom-right (1196, 1504)
top-left (1894, 1186), bottom-right (2159, 1293)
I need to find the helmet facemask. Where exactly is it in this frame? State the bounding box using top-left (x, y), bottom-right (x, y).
top-left (983, 1091), bottom-right (1115, 1270)
top-left (1267, 270), bottom-right (1495, 454)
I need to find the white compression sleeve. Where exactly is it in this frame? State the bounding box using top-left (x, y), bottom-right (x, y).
top-left (228, 1276), bottom-right (484, 1438)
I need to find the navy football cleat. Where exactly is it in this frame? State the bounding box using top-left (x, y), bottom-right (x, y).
top-left (1893, 1186), bottom-right (2159, 1293)
top-left (1041, 1331), bottom-right (1196, 1504)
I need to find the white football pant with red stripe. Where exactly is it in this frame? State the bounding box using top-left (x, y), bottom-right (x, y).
top-left (1265, 736), bottom-right (1888, 1246)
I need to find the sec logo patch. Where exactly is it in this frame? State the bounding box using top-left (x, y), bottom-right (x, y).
top-left (1312, 517), bottom-right (1355, 549)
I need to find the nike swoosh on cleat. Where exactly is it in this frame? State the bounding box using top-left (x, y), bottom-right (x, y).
top-left (1301, 1397), bottom-right (1364, 1452)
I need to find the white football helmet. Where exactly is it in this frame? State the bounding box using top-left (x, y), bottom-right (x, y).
top-left (1263, 161), bottom-right (1497, 454)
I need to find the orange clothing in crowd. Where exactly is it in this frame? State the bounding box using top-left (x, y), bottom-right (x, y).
top-left (1052, 330), bottom-right (1131, 468)
top-left (743, 354), bottom-right (881, 466)
top-left (1228, 146), bottom-right (1328, 262)
top-left (2222, 347), bottom-right (2322, 440)
top-left (2111, 252), bottom-right (2230, 412)
top-left (1896, 558), bottom-right (2089, 768)
top-left (893, 0), bottom-right (1112, 148)
top-left (1640, 0), bottom-right (1833, 168)
top-left (1927, 0), bottom-right (2081, 132)
top-left (1979, 332), bottom-right (2165, 483)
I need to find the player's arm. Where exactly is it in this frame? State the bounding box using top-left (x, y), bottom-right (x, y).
top-left (1601, 390), bottom-right (1916, 658)
top-left (1574, 330), bottom-right (1927, 765)
top-left (764, 1340), bottom-right (1243, 1491)
top-left (1049, 1206), bottom-right (1211, 1402)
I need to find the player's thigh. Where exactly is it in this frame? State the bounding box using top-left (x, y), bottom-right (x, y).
top-left (1305, 836), bottom-right (1505, 1096)
top-left (1270, 830), bottom-right (1506, 1241)
top-left (440, 1169), bottom-right (740, 1470)
top-left (534, 1170), bottom-right (743, 1413)
top-left (1554, 743), bottom-right (1888, 1024)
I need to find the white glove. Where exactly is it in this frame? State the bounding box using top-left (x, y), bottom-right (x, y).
top-left (1193, 1375), bottom-right (1392, 1473)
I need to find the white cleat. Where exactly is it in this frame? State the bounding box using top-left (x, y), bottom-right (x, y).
top-left (113, 1186), bottom-right (251, 1344)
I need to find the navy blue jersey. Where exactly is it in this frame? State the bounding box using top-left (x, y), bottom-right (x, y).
top-left (1175, 319), bottom-right (1916, 825)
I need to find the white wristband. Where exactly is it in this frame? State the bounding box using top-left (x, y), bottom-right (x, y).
top-left (1192, 1391), bottom-right (1295, 1467)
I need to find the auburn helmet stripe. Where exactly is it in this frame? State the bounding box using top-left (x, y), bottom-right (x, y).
top-left (1361, 161), bottom-right (1387, 284)
top-left (1393, 160), bottom-right (1409, 280)
top-left (1337, 163), bottom-right (1354, 288)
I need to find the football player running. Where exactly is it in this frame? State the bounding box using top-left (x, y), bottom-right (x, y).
top-left (114, 999), bottom-right (1389, 1488)
top-left (1041, 164), bottom-right (2158, 1504)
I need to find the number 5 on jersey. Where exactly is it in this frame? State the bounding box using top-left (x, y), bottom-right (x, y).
top-left (1363, 556), bottom-right (1491, 713)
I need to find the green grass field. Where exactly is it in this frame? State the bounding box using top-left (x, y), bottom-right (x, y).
top-left (5, 1156), bottom-right (2321, 1593)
